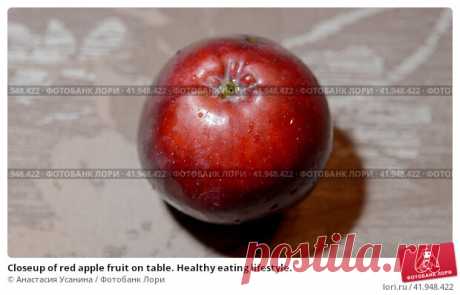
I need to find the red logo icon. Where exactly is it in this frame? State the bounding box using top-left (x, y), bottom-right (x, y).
top-left (398, 242), bottom-right (457, 282)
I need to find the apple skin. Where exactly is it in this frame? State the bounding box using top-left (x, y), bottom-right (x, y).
top-left (138, 35), bottom-right (332, 224)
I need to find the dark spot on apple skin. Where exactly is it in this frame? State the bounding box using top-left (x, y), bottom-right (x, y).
top-left (197, 112), bottom-right (203, 118)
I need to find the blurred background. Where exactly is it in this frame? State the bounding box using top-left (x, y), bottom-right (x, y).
top-left (8, 8), bottom-right (452, 257)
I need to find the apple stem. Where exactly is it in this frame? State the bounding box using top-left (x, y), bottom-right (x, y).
top-left (218, 80), bottom-right (240, 99)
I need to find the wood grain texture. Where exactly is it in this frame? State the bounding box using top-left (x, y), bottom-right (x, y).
top-left (8, 8), bottom-right (452, 257)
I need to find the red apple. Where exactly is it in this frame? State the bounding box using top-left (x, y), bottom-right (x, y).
top-left (138, 35), bottom-right (332, 224)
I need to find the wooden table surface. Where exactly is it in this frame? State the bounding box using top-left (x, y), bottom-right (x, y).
top-left (8, 8), bottom-right (452, 257)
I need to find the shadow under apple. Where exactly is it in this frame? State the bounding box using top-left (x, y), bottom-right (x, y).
top-left (166, 127), bottom-right (367, 257)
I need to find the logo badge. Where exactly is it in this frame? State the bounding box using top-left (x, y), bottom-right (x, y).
top-left (398, 242), bottom-right (457, 282)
